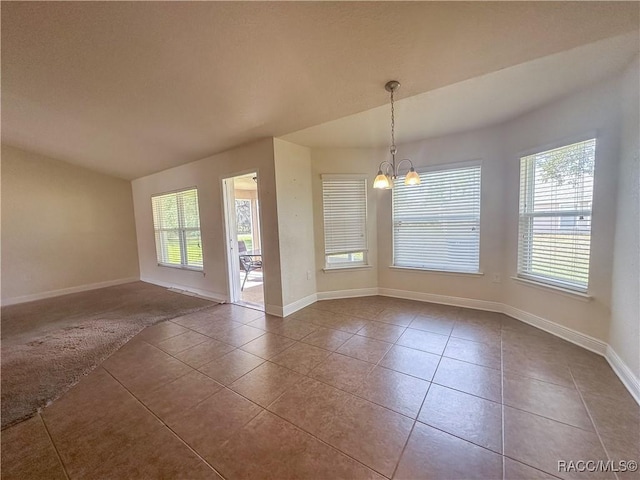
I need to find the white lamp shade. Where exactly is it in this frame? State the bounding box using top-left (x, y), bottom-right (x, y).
top-left (404, 169), bottom-right (421, 186)
top-left (373, 172), bottom-right (391, 189)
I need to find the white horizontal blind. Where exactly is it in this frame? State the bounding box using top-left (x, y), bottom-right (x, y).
top-left (151, 188), bottom-right (203, 270)
top-left (393, 165), bottom-right (481, 272)
top-left (322, 176), bottom-right (367, 264)
top-left (518, 139), bottom-right (595, 291)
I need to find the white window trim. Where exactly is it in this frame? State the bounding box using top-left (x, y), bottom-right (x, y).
top-left (392, 160), bottom-right (482, 274)
top-left (151, 186), bottom-right (204, 271)
top-left (516, 138), bottom-right (596, 293)
top-left (511, 276), bottom-right (593, 302)
top-left (322, 174), bottom-right (369, 270)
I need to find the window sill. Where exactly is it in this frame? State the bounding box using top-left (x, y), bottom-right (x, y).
top-left (511, 276), bottom-right (592, 302)
top-left (157, 263), bottom-right (204, 273)
top-left (388, 266), bottom-right (484, 277)
top-left (323, 265), bottom-right (373, 273)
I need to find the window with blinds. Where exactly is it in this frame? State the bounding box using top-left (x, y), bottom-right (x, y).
top-left (322, 175), bottom-right (368, 268)
top-left (518, 139), bottom-right (595, 291)
top-left (393, 164), bottom-right (481, 273)
top-left (151, 187), bottom-right (203, 270)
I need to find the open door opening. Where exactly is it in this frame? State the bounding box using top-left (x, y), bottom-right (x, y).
top-left (222, 172), bottom-right (264, 310)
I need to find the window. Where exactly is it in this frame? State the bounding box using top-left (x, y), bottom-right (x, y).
top-left (393, 164), bottom-right (481, 273)
top-left (518, 138), bottom-right (596, 291)
top-left (151, 187), bottom-right (203, 270)
top-left (322, 175), bottom-right (368, 268)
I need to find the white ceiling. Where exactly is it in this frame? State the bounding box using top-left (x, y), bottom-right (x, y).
top-left (2, 2), bottom-right (638, 180)
top-left (283, 33), bottom-right (639, 148)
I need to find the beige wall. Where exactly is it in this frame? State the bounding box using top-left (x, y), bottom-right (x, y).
top-left (273, 139), bottom-right (317, 307)
top-left (311, 148), bottom-right (380, 293)
top-left (131, 138), bottom-right (286, 312)
top-left (610, 58), bottom-right (640, 378)
top-left (376, 126), bottom-right (506, 304)
top-left (501, 74), bottom-right (621, 341)
top-left (1, 145), bottom-right (139, 303)
top-left (310, 71), bottom-right (628, 343)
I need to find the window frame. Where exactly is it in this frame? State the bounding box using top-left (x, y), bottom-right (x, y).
top-left (516, 137), bottom-right (596, 293)
top-left (391, 161), bottom-right (482, 274)
top-left (321, 174), bottom-right (369, 270)
top-left (151, 186), bottom-right (204, 271)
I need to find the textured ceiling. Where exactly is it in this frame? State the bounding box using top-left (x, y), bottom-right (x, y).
top-left (2, 2), bottom-right (639, 179)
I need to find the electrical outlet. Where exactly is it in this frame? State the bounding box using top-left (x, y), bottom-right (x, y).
top-left (306, 270), bottom-right (312, 280)
top-left (492, 273), bottom-right (501, 284)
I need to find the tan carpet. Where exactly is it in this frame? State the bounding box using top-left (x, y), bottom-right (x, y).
top-left (1, 281), bottom-right (218, 428)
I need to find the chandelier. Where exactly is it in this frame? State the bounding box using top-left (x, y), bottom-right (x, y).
top-left (373, 81), bottom-right (421, 189)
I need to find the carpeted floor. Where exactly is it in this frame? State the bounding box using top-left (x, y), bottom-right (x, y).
top-left (1, 281), bottom-right (218, 428)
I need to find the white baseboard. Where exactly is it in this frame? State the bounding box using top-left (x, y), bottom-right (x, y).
top-left (312, 287), bottom-right (638, 405)
top-left (378, 288), bottom-right (503, 313)
top-left (265, 304), bottom-right (283, 317)
top-left (140, 277), bottom-right (227, 304)
top-left (502, 305), bottom-right (608, 356)
top-left (1, 277), bottom-right (140, 307)
top-left (605, 346), bottom-right (640, 405)
top-left (316, 288), bottom-right (379, 300)
top-left (282, 293), bottom-right (318, 317)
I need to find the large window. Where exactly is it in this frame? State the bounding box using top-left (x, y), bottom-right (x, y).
top-left (518, 138), bottom-right (595, 291)
top-left (393, 164), bottom-right (481, 273)
top-left (322, 175), bottom-right (368, 268)
top-left (151, 187), bottom-right (203, 270)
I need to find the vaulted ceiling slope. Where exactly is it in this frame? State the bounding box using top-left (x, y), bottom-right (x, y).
top-left (2, 2), bottom-right (638, 180)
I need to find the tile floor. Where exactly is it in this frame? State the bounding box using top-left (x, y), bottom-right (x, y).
top-left (2, 297), bottom-right (639, 479)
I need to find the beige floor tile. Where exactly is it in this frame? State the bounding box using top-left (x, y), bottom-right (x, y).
top-left (504, 458), bottom-right (561, 479)
top-left (379, 344), bottom-right (441, 381)
top-left (198, 349), bottom-right (264, 385)
top-left (373, 308), bottom-right (417, 326)
top-left (135, 321), bottom-right (190, 344)
top-left (319, 394), bottom-right (414, 477)
top-left (1, 416), bottom-right (66, 480)
top-left (570, 358), bottom-right (633, 402)
top-left (104, 344), bottom-right (194, 396)
top-left (239, 332), bottom-right (295, 359)
top-left (188, 318), bottom-right (244, 338)
top-left (211, 324), bottom-right (265, 347)
top-left (168, 388), bottom-right (263, 462)
top-left (418, 302), bottom-right (460, 320)
top-left (301, 327), bottom-right (353, 351)
top-left (504, 406), bottom-right (614, 480)
top-left (444, 335), bottom-right (502, 369)
top-left (170, 308), bottom-right (223, 330)
top-left (309, 352), bottom-right (375, 393)
top-left (433, 357), bottom-right (502, 402)
top-left (230, 361), bottom-right (303, 407)
top-left (214, 411), bottom-right (385, 480)
top-left (137, 370), bottom-right (223, 422)
top-left (503, 347), bottom-right (575, 388)
top-left (356, 320), bottom-right (407, 342)
top-left (336, 335), bottom-right (393, 364)
top-left (268, 377), bottom-right (351, 435)
top-left (249, 315), bottom-right (320, 339)
top-left (408, 314), bottom-right (455, 335)
top-left (155, 330), bottom-right (211, 355)
top-left (214, 305), bottom-right (265, 324)
top-left (418, 384), bottom-right (502, 453)
top-left (394, 422), bottom-right (503, 479)
top-left (504, 373), bottom-right (593, 431)
top-left (451, 321), bottom-right (502, 344)
top-left (396, 328), bottom-right (449, 355)
top-left (357, 366), bottom-right (429, 418)
top-left (270, 341), bottom-right (331, 374)
top-left (173, 339), bottom-right (236, 368)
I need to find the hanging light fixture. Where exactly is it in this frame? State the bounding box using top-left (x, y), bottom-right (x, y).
top-left (373, 80), bottom-right (421, 189)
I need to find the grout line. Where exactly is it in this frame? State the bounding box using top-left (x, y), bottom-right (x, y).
top-left (568, 367), bottom-right (619, 480)
top-left (501, 322), bottom-right (506, 480)
top-left (389, 317), bottom-right (454, 479)
top-left (102, 368), bottom-right (229, 480)
top-left (38, 412), bottom-right (71, 480)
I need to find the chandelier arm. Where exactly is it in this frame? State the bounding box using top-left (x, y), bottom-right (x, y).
top-left (377, 160), bottom-right (394, 175)
top-left (396, 158), bottom-right (416, 173)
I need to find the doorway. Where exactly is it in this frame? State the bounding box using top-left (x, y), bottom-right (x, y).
top-left (222, 172), bottom-right (264, 310)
